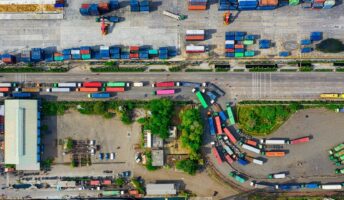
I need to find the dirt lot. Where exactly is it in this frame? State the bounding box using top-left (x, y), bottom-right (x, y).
top-left (42, 109), bottom-right (141, 176)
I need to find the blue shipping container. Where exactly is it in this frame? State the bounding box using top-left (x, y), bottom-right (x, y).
top-left (208, 117), bottom-right (216, 135)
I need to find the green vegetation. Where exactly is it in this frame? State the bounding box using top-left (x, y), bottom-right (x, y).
top-left (233, 69), bottom-right (245, 72)
top-left (131, 178), bottom-right (144, 194)
top-left (185, 69), bottom-right (213, 72)
top-left (314, 69), bottom-right (333, 72)
top-left (336, 67), bottom-right (344, 72)
top-left (0, 67), bottom-right (67, 73)
top-left (119, 102), bottom-right (135, 125)
top-left (176, 159), bottom-right (198, 175)
top-left (41, 158), bottom-right (53, 169)
top-left (71, 160), bottom-right (78, 168)
top-left (65, 138), bottom-right (74, 152)
top-left (46, 68), bottom-right (68, 72)
top-left (137, 117), bottom-right (147, 124)
top-left (334, 62), bottom-right (344, 66)
top-left (169, 66), bottom-right (183, 72)
top-left (4, 164), bottom-right (15, 168)
top-left (248, 67), bottom-right (277, 72)
top-left (115, 178), bottom-right (125, 186)
top-left (149, 69), bottom-right (166, 72)
top-left (238, 104), bottom-right (299, 136)
top-left (316, 38), bottom-right (344, 53)
top-left (104, 61), bottom-right (118, 67)
top-left (90, 66), bottom-right (146, 72)
top-left (42, 101), bottom-right (72, 115)
top-left (145, 150), bottom-right (157, 171)
top-left (215, 68), bottom-right (230, 72)
top-left (145, 99), bottom-right (173, 139)
top-left (280, 69), bottom-right (298, 72)
top-left (299, 66), bottom-right (313, 72)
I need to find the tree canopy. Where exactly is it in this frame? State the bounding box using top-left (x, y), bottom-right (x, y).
top-left (176, 159), bottom-right (198, 175)
top-left (316, 38), bottom-right (344, 53)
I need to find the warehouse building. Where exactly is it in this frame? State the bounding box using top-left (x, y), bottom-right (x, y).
top-left (4, 99), bottom-right (40, 171)
top-left (146, 183), bottom-right (177, 196)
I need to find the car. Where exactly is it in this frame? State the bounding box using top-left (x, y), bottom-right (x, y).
top-left (121, 171), bottom-right (131, 178)
top-left (99, 153), bottom-right (104, 160)
top-left (105, 153), bottom-right (110, 160)
top-left (110, 153), bottom-right (115, 160)
top-left (90, 140), bottom-right (96, 146)
top-left (90, 148), bottom-right (95, 155)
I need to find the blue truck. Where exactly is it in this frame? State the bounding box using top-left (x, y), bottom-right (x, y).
top-left (208, 117), bottom-right (216, 136)
top-left (237, 158), bottom-right (249, 166)
top-left (88, 93), bottom-right (111, 98)
top-left (12, 92), bottom-right (32, 98)
top-left (176, 81), bottom-right (202, 88)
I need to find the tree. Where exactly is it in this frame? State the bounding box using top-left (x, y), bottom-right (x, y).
top-left (316, 38), bottom-right (344, 53)
top-left (93, 101), bottom-right (106, 115)
top-left (176, 159), bottom-right (198, 175)
top-left (115, 178), bottom-right (125, 186)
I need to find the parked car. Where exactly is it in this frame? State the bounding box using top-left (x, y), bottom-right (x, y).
top-left (99, 153), bottom-right (104, 160)
top-left (121, 171), bottom-right (131, 178)
top-left (105, 153), bottom-right (110, 160)
top-left (110, 153), bottom-right (115, 160)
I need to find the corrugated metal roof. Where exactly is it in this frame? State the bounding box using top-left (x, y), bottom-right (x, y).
top-left (146, 183), bottom-right (176, 195)
top-left (4, 100), bottom-right (39, 171)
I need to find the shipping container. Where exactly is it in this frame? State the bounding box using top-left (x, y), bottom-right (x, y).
top-left (275, 184), bottom-right (302, 190)
top-left (225, 154), bottom-right (234, 164)
top-left (46, 88), bottom-right (71, 93)
top-left (196, 91), bottom-right (208, 108)
top-left (186, 30), bottom-right (205, 35)
top-left (242, 143), bottom-right (261, 154)
top-left (260, 139), bottom-right (287, 144)
top-left (176, 81), bottom-right (202, 87)
top-left (0, 88), bottom-right (10, 92)
top-left (246, 139), bottom-right (257, 147)
top-left (219, 111), bottom-right (227, 121)
top-left (77, 87), bottom-right (99, 92)
top-left (250, 181), bottom-right (274, 188)
top-left (152, 89), bottom-right (175, 95)
top-left (289, 136), bottom-right (310, 144)
top-left (212, 146), bottom-right (222, 164)
top-left (12, 92), bottom-right (32, 98)
top-left (253, 158), bottom-right (264, 165)
top-left (186, 35), bottom-right (205, 41)
top-left (105, 82), bottom-right (129, 87)
top-left (262, 151), bottom-right (286, 157)
top-left (320, 93), bottom-right (339, 98)
top-left (320, 184), bottom-right (342, 190)
top-left (83, 82), bottom-right (102, 88)
top-left (229, 172), bottom-right (247, 183)
top-left (0, 83), bottom-right (14, 87)
top-left (226, 104), bottom-right (236, 125)
top-left (186, 45), bottom-right (205, 53)
top-left (152, 81), bottom-right (175, 87)
top-left (88, 93), bottom-right (111, 98)
top-left (53, 83), bottom-right (79, 88)
top-left (21, 88), bottom-right (40, 93)
top-left (215, 116), bottom-right (222, 134)
top-left (105, 87), bottom-right (125, 92)
top-left (237, 158), bottom-right (249, 166)
top-left (304, 183), bottom-right (320, 189)
top-left (208, 117), bottom-right (216, 135)
top-left (133, 82), bottom-right (144, 87)
top-left (223, 127), bottom-right (237, 143)
top-left (268, 173), bottom-right (286, 179)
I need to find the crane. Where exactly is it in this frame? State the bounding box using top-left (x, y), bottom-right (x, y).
top-left (223, 11), bottom-right (231, 25)
top-left (100, 17), bottom-right (109, 35)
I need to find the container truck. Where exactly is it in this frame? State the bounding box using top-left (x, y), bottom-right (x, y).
top-left (335, 168), bottom-right (344, 174)
top-left (250, 181), bottom-right (274, 189)
top-left (12, 92), bottom-right (32, 98)
top-left (88, 93), bottom-right (111, 98)
top-left (195, 91), bottom-right (208, 109)
top-left (289, 136), bottom-right (310, 144)
top-left (226, 103), bottom-right (236, 125)
top-left (83, 82), bottom-right (102, 88)
top-left (229, 172), bottom-right (247, 183)
top-left (214, 116), bottom-right (222, 134)
top-left (223, 127), bottom-right (237, 144)
top-left (237, 157), bottom-right (249, 166)
top-left (268, 173), bottom-right (286, 179)
top-left (105, 82), bottom-right (130, 87)
top-left (176, 81), bottom-right (201, 88)
top-left (221, 142), bottom-right (235, 157)
top-left (219, 111), bottom-right (227, 122)
top-left (212, 146), bottom-right (222, 164)
top-left (246, 139), bottom-right (257, 147)
top-left (105, 87), bottom-right (125, 92)
top-left (320, 93), bottom-right (339, 98)
top-left (152, 89), bottom-right (175, 95)
top-left (320, 184), bottom-right (342, 190)
top-left (76, 87), bottom-right (99, 92)
top-left (133, 82), bottom-right (144, 87)
top-left (151, 81), bottom-right (175, 88)
top-left (304, 183), bottom-right (320, 189)
top-left (252, 158), bottom-right (264, 165)
top-left (20, 88), bottom-right (40, 93)
top-left (275, 184), bottom-right (301, 190)
top-left (241, 143), bottom-right (261, 154)
top-left (0, 88), bottom-right (10, 92)
top-left (329, 143), bottom-right (344, 154)
top-left (262, 151), bottom-right (286, 157)
top-left (0, 83), bottom-right (15, 87)
top-left (334, 149), bottom-right (344, 157)
top-left (208, 117), bottom-right (216, 136)
top-left (0, 93), bottom-right (5, 97)
top-left (53, 83), bottom-right (80, 88)
top-left (162, 10), bottom-right (187, 21)
top-left (46, 88), bottom-right (71, 92)
top-left (186, 45), bottom-right (205, 53)
top-left (260, 139), bottom-right (288, 145)
top-left (224, 154), bottom-right (234, 164)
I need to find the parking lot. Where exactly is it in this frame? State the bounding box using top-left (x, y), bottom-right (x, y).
top-left (42, 109), bottom-right (141, 176)
top-left (0, 0), bottom-right (344, 59)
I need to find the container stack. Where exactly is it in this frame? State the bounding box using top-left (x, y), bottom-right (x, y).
top-left (140, 0), bottom-right (150, 12)
top-left (54, 52), bottom-right (63, 61)
top-left (218, 0), bottom-right (238, 10)
top-left (225, 32), bottom-right (256, 58)
top-left (300, 39), bottom-right (312, 45)
top-left (55, 0), bottom-right (66, 8)
top-left (109, 0), bottom-right (120, 10)
top-left (20, 50), bottom-right (31, 63)
top-left (89, 4), bottom-right (100, 15)
top-left (139, 47), bottom-right (149, 59)
top-left (100, 46), bottom-right (110, 59)
top-left (186, 30), bottom-right (205, 41)
top-left (71, 48), bottom-right (81, 60)
top-left (257, 0), bottom-right (278, 9)
top-left (80, 46), bottom-right (91, 60)
top-left (149, 49), bottom-right (159, 58)
top-left (121, 48), bottom-right (130, 59)
top-left (159, 47), bottom-right (169, 59)
top-left (130, 46), bottom-right (139, 59)
top-left (79, 4), bottom-right (90, 15)
top-left (130, 0), bottom-right (140, 12)
top-left (1, 54), bottom-right (14, 64)
top-left (110, 46), bottom-right (121, 59)
top-left (188, 0), bottom-right (208, 10)
top-left (168, 48), bottom-right (178, 57)
top-left (301, 47), bottom-right (312, 53)
top-left (279, 51), bottom-right (290, 57)
top-left (45, 52), bottom-right (54, 62)
top-left (259, 40), bottom-right (271, 49)
top-left (310, 32), bottom-right (322, 41)
top-left (289, 0), bottom-right (299, 6)
top-left (238, 0), bottom-right (258, 10)
top-left (31, 48), bottom-right (44, 62)
top-left (62, 49), bottom-right (71, 60)
top-left (98, 2), bottom-right (110, 14)
top-left (186, 45), bottom-right (205, 53)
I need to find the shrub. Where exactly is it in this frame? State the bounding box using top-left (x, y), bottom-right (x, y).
top-left (316, 38), bottom-right (344, 53)
top-left (176, 159), bottom-right (198, 175)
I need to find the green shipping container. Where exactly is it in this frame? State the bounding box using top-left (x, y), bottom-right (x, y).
top-left (54, 56), bottom-right (63, 61)
top-left (235, 53), bottom-right (244, 58)
top-left (243, 40), bottom-right (254, 45)
top-left (149, 49), bottom-right (158, 55)
top-left (82, 54), bottom-right (91, 60)
top-left (102, 191), bottom-right (121, 196)
top-left (245, 51), bottom-right (255, 57)
top-left (289, 0), bottom-right (299, 6)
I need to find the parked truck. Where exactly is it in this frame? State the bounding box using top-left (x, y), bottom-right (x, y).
top-left (105, 82), bottom-right (130, 87)
top-left (0, 83), bottom-right (16, 87)
top-left (194, 90), bottom-right (208, 109)
top-left (152, 89), bottom-right (175, 95)
top-left (241, 143), bottom-right (261, 154)
top-left (133, 82), bottom-right (144, 87)
top-left (226, 103), bottom-right (236, 125)
top-left (151, 81), bottom-right (175, 88)
top-left (261, 151), bottom-right (286, 157)
top-left (162, 10), bottom-right (187, 21)
top-left (212, 146), bottom-right (222, 165)
top-left (208, 116), bottom-right (216, 136)
top-left (15, 87), bottom-right (40, 92)
top-left (288, 136), bottom-right (310, 144)
top-left (223, 127), bottom-right (237, 144)
top-left (0, 88), bottom-right (10, 92)
top-left (46, 88), bottom-right (71, 92)
top-left (88, 93), bottom-right (111, 98)
top-left (229, 172), bottom-right (247, 183)
top-left (260, 139), bottom-right (288, 145)
top-left (105, 87), bottom-right (125, 92)
top-left (329, 143), bottom-right (344, 154)
top-left (77, 87), bottom-right (99, 92)
top-left (53, 82), bottom-right (80, 88)
top-left (268, 173), bottom-right (286, 179)
top-left (176, 81), bottom-right (202, 87)
top-left (83, 82), bottom-right (103, 88)
top-left (214, 115), bottom-right (222, 134)
top-left (12, 92), bottom-right (32, 98)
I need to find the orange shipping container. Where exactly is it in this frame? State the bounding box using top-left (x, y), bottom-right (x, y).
top-left (0, 88), bottom-right (10, 92)
top-left (185, 35), bottom-right (205, 41)
top-left (267, 0), bottom-right (278, 5)
top-left (77, 87), bottom-right (99, 92)
top-left (106, 87), bottom-right (125, 92)
top-left (188, 5), bottom-right (206, 10)
top-left (265, 151), bottom-right (285, 157)
top-left (235, 44), bottom-right (244, 49)
top-left (129, 190), bottom-right (139, 195)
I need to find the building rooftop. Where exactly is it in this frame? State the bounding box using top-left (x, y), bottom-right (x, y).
top-left (152, 135), bottom-right (163, 148)
top-left (146, 183), bottom-right (177, 196)
top-left (152, 149), bottom-right (164, 167)
top-left (4, 99), bottom-right (39, 171)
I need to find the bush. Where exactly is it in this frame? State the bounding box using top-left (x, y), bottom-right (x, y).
top-left (185, 69), bottom-right (213, 72)
top-left (71, 160), bottom-right (78, 168)
top-left (104, 61), bottom-right (117, 67)
top-left (169, 66), bottom-right (183, 72)
top-left (42, 101), bottom-right (71, 115)
top-left (233, 69), bottom-right (245, 72)
top-left (249, 68), bottom-right (277, 72)
top-left (215, 68), bottom-right (230, 72)
top-left (90, 67), bottom-right (145, 72)
top-left (316, 38), bottom-right (344, 53)
top-left (0, 67), bottom-right (44, 73)
top-left (131, 179), bottom-right (144, 194)
top-left (115, 178), bottom-right (125, 186)
top-left (46, 68), bottom-right (68, 72)
top-left (137, 117), bottom-right (147, 124)
top-left (299, 66), bottom-right (313, 72)
top-left (314, 69), bottom-right (333, 72)
top-left (149, 69), bottom-right (166, 72)
top-left (176, 159), bottom-right (198, 175)
top-left (280, 69), bottom-right (297, 72)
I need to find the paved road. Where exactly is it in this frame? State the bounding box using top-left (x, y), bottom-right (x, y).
top-left (1, 72), bottom-right (344, 101)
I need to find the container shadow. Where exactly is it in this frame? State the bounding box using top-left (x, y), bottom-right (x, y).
top-left (150, 1), bottom-right (162, 12)
top-left (206, 29), bottom-right (217, 40)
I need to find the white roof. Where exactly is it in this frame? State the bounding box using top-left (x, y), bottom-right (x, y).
top-left (146, 184), bottom-right (176, 195)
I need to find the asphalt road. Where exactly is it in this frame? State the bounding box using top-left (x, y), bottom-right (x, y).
top-left (2, 72), bottom-right (344, 101)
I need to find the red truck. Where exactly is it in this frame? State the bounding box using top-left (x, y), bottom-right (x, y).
top-left (105, 87), bottom-right (125, 92)
top-left (225, 154), bottom-right (234, 164)
top-left (215, 116), bottom-right (222, 134)
top-left (83, 82), bottom-right (102, 88)
top-left (212, 147), bottom-right (222, 165)
top-left (289, 136), bottom-right (310, 144)
top-left (151, 81), bottom-right (175, 88)
top-left (223, 127), bottom-right (237, 144)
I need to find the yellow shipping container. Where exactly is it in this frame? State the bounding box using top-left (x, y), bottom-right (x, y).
top-left (339, 94), bottom-right (344, 99)
top-left (320, 93), bottom-right (339, 98)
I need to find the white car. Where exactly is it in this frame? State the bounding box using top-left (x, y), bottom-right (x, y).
top-left (110, 153), bottom-right (115, 160)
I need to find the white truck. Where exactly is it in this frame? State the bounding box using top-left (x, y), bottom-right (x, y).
top-left (46, 88), bottom-right (71, 93)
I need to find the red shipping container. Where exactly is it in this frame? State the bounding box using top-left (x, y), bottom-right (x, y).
top-left (215, 116), bottom-right (222, 134)
top-left (265, 151), bottom-right (285, 157)
top-left (226, 49), bottom-right (235, 53)
top-left (54, 52), bottom-right (63, 57)
top-left (246, 139), bottom-right (257, 147)
top-left (155, 82), bottom-right (175, 87)
top-left (129, 190), bottom-right (139, 195)
top-left (90, 180), bottom-right (100, 186)
top-left (188, 5), bottom-right (206, 10)
top-left (106, 87), bottom-right (125, 92)
top-left (98, 2), bottom-right (109, 10)
top-left (290, 136), bottom-right (310, 144)
top-left (83, 82), bottom-right (102, 88)
top-left (102, 180), bottom-right (111, 185)
top-left (130, 53), bottom-right (139, 59)
top-left (223, 127), bottom-right (237, 143)
top-left (0, 88), bottom-right (10, 92)
top-left (185, 35), bottom-right (205, 41)
top-left (80, 50), bottom-right (90, 54)
top-left (81, 3), bottom-right (90, 8)
top-left (2, 58), bottom-right (12, 63)
top-left (130, 46), bottom-right (139, 51)
top-left (225, 154), bottom-right (234, 164)
top-left (212, 147), bottom-right (222, 164)
top-left (235, 44), bottom-right (244, 49)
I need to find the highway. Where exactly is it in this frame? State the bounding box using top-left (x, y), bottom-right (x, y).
top-left (1, 72), bottom-right (344, 101)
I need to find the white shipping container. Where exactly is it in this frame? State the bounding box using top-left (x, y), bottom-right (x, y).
top-left (0, 83), bottom-right (12, 87)
top-left (57, 83), bottom-right (78, 88)
top-left (0, 93), bottom-right (4, 97)
top-left (250, 182), bottom-right (269, 188)
top-left (71, 50), bottom-right (80, 55)
top-left (186, 30), bottom-right (205, 35)
top-left (225, 40), bottom-right (235, 44)
top-left (260, 139), bottom-right (286, 144)
top-left (100, 46), bottom-right (110, 50)
top-left (321, 184), bottom-right (342, 190)
top-left (186, 45), bottom-right (205, 52)
top-left (242, 144), bottom-right (261, 154)
top-left (46, 88), bottom-right (71, 93)
top-left (163, 10), bottom-right (180, 20)
top-left (272, 173), bottom-right (286, 179)
top-left (133, 82), bottom-right (144, 87)
top-left (253, 158), bottom-right (264, 165)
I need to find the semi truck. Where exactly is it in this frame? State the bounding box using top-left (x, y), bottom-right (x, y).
top-left (250, 181), bottom-right (274, 189)
top-left (162, 10), bottom-right (187, 21)
top-left (214, 115), bottom-right (222, 134)
top-left (268, 173), bottom-right (286, 179)
top-left (212, 146), bottom-right (222, 165)
top-left (104, 82), bottom-right (130, 87)
top-left (226, 103), bottom-right (236, 125)
top-left (289, 136), bottom-right (310, 144)
top-left (151, 81), bottom-right (175, 88)
top-left (241, 143), bottom-right (261, 154)
top-left (260, 139), bottom-right (288, 145)
top-left (195, 90), bottom-right (208, 109)
top-left (88, 93), bottom-right (111, 98)
top-left (152, 89), bottom-right (175, 95)
top-left (105, 87), bottom-right (125, 92)
top-left (208, 116), bottom-right (216, 136)
top-left (15, 87), bottom-right (40, 92)
top-left (12, 92), bottom-right (32, 98)
top-left (133, 82), bottom-right (144, 87)
top-left (46, 88), bottom-right (71, 92)
top-left (229, 172), bottom-right (247, 183)
top-left (0, 88), bottom-right (10, 92)
top-left (329, 143), bottom-right (344, 154)
top-left (176, 81), bottom-right (202, 87)
top-left (83, 82), bottom-right (102, 88)
top-left (0, 83), bottom-right (16, 87)
top-left (261, 151), bottom-right (286, 157)
top-left (237, 157), bottom-right (249, 166)
top-left (320, 184), bottom-right (342, 190)
top-left (275, 184), bottom-right (302, 190)
top-left (223, 127), bottom-right (237, 144)
top-left (76, 87), bottom-right (99, 92)
top-left (53, 82), bottom-right (80, 88)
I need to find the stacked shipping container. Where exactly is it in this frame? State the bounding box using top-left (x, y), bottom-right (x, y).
top-left (188, 0), bottom-right (208, 10)
top-left (225, 32), bottom-right (255, 57)
top-left (186, 30), bottom-right (205, 41)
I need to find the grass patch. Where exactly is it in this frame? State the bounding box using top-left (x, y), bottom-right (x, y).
top-left (215, 68), bottom-right (230, 72)
top-left (145, 150), bottom-right (158, 171)
top-left (334, 62), bottom-right (344, 67)
top-left (233, 69), bottom-right (245, 72)
top-left (90, 66), bottom-right (145, 72)
top-left (149, 69), bottom-right (166, 72)
top-left (299, 66), bottom-right (313, 72)
top-left (169, 66), bottom-right (183, 72)
top-left (0, 67), bottom-right (68, 73)
top-left (314, 69), bottom-right (333, 72)
top-left (185, 69), bottom-right (213, 72)
top-left (280, 69), bottom-right (298, 72)
top-left (336, 67), bottom-right (344, 72)
top-left (249, 67), bottom-right (277, 72)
